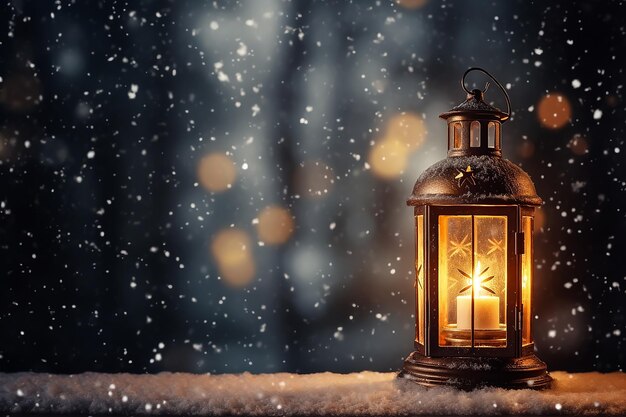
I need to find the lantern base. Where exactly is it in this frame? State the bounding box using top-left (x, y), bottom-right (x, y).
top-left (398, 351), bottom-right (552, 390)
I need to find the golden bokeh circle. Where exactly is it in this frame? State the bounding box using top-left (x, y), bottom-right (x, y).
top-left (537, 93), bottom-right (572, 130)
top-left (197, 153), bottom-right (237, 192)
top-left (568, 134), bottom-right (589, 155)
top-left (368, 139), bottom-right (408, 179)
top-left (517, 141), bottom-right (535, 159)
top-left (395, 0), bottom-right (428, 9)
top-left (386, 112), bottom-right (427, 151)
top-left (256, 205), bottom-right (294, 245)
top-left (211, 229), bottom-right (255, 287)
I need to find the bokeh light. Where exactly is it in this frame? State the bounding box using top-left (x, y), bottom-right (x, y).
top-left (568, 134), bottom-right (589, 155)
top-left (535, 209), bottom-right (546, 232)
top-left (296, 161), bottom-right (335, 198)
top-left (256, 205), bottom-right (294, 245)
top-left (395, 0), bottom-right (428, 9)
top-left (368, 113), bottom-right (426, 180)
top-left (537, 92), bottom-right (572, 130)
top-left (197, 153), bottom-right (237, 192)
top-left (0, 73), bottom-right (41, 112)
top-left (368, 139), bottom-right (408, 179)
top-left (211, 229), bottom-right (255, 287)
top-left (386, 112), bottom-right (427, 150)
top-left (517, 141), bottom-right (535, 159)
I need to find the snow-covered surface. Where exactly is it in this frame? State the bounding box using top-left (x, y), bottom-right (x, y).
top-left (1, 371), bottom-right (625, 415)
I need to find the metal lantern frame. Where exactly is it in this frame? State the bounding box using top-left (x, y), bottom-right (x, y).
top-left (399, 68), bottom-right (552, 390)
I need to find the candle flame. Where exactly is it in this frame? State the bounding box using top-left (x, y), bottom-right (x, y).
top-left (473, 261), bottom-right (482, 297)
top-left (457, 263), bottom-right (495, 296)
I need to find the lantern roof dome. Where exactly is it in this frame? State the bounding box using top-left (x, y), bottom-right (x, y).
top-left (439, 89), bottom-right (509, 122)
top-left (407, 154), bottom-right (542, 206)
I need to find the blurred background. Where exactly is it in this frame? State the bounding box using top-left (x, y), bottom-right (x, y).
top-left (0, 0), bottom-right (624, 374)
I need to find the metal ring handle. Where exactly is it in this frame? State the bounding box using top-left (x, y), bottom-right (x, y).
top-left (461, 67), bottom-right (511, 122)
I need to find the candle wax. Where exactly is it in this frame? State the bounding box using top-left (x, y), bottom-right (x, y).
top-left (456, 295), bottom-right (500, 330)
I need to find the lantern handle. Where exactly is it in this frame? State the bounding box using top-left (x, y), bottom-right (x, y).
top-left (461, 67), bottom-right (511, 122)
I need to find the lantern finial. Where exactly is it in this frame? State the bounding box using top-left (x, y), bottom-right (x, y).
top-left (461, 67), bottom-right (510, 121)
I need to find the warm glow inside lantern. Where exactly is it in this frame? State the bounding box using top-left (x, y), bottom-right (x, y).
top-left (400, 68), bottom-right (552, 389)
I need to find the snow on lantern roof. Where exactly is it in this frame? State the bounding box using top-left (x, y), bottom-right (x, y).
top-left (407, 154), bottom-right (542, 206)
top-left (439, 89), bottom-right (509, 122)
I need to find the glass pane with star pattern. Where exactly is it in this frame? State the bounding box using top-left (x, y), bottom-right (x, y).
top-left (438, 215), bottom-right (472, 347)
top-left (473, 215), bottom-right (507, 348)
top-left (438, 214), bottom-right (507, 348)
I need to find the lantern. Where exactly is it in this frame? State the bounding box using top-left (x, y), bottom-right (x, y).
top-left (399, 68), bottom-right (552, 389)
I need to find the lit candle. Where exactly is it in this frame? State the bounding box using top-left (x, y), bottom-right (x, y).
top-left (456, 262), bottom-right (500, 330)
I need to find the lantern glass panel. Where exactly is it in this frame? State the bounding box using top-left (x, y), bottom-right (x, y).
top-left (438, 215), bottom-right (472, 347)
top-left (438, 214), bottom-right (507, 348)
top-left (521, 216), bottom-right (533, 345)
top-left (488, 122), bottom-right (496, 148)
top-left (473, 215), bottom-right (507, 348)
top-left (470, 121), bottom-right (480, 147)
top-left (496, 124), bottom-right (501, 148)
top-left (452, 122), bottom-right (462, 148)
top-left (415, 215), bottom-right (425, 345)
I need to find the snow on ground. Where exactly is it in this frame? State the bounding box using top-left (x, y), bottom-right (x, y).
top-left (0, 371), bottom-right (625, 415)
